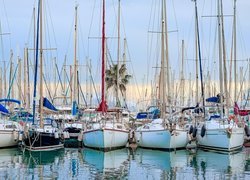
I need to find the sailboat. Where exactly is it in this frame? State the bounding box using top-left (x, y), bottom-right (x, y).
top-left (82, 0), bottom-right (129, 151)
top-left (134, 0), bottom-right (189, 150)
top-left (22, 0), bottom-right (64, 151)
top-left (62, 5), bottom-right (84, 148)
top-left (0, 101), bottom-right (23, 148)
top-left (196, 0), bottom-right (244, 152)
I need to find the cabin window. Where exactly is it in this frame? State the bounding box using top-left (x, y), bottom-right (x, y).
top-left (5, 125), bottom-right (17, 129)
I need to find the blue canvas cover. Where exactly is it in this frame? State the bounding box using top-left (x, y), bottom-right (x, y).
top-left (0, 98), bottom-right (21, 105)
top-left (72, 101), bottom-right (78, 116)
top-left (0, 104), bottom-right (9, 114)
top-left (43, 97), bottom-right (58, 112)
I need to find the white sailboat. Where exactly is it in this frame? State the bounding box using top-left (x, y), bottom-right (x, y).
top-left (83, 0), bottom-right (129, 151)
top-left (134, 0), bottom-right (189, 150)
top-left (196, 0), bottom-right (244, 152)
top-left (0, 102), bottom-right (23, 148)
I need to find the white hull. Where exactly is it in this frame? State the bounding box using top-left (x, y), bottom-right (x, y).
top-left (135, 129), bottom-right (188, 150)
top-left (0, 120), bottom-right (22, 148)
top-left (83, 124), bottom-right (129, 151)
top-left (197, 121), bottom-right (244, 151)
top-left (0, 130), bottom-right (19, 148)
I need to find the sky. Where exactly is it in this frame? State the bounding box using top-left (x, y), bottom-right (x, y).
top-left (0, 0), bottom-right (250, 106)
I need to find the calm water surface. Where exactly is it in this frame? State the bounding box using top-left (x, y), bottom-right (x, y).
top-left (0, 147), bottom-right (250, 179)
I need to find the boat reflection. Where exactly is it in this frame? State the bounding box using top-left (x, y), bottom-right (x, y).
top-left (22, 149), bottom-right (64, 167)
top-left (82, 148), bottom-right (129, 179)
top-left (134, 148), bottom-right (189, 170)
top-left (0, 148), bottom-right (22, 167)
top-left (192, 149), bottom-right (246, 179)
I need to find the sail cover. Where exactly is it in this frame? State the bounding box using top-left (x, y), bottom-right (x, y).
top-left (72, 101), bottom-right (78, 116)
top-left (43, 97), bottom-right (58, 112)
top-left (0, 104), bottom-right (9, 114)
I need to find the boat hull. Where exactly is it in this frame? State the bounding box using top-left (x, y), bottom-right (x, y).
top-left (24, 131), bottom-right (64, 151)
top-left (83, 128), bottom-right (129, 151)
top-left (197, 128), bottom-right (244, 152)
top-left (0, 130), bottom-right (20, 148)
top-left (135, 129), bottom-right (189, 150)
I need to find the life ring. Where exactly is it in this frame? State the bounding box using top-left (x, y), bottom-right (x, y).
top-left (201, 125), bottom-right (206, 137)
top-left (244, 125), bottom-right (250, 137)
top-left (192, 127), bottom-right (197, 138)
top-left (189, 125), bottom-right (193, 134)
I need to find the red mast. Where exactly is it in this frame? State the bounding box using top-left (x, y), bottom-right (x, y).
top-left (97, 0), bottom-right (107, 113)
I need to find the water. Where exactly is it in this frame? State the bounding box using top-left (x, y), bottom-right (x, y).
top-left (0, 147), bottom-right (250, 179)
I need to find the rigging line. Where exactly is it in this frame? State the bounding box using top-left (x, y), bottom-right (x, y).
top-left (87, 60), bottom-right (100, 104)
top-left (2, 0), bottom-right (11, 48)
top-left (78, 16), bottom-right (87, 58)
top-left (77, 71), bottom-right (87, 106)
top-left (65, 16), bottom-right (74, 56)
top-left (237, 63), bottom-right (249, 102)
top-left (6, 63), bottom-right (18, 99)
top-left (0, 21), bottom-right (5, 61)
top-left (42, 69), bottom-right (53, 103)
top-left (87, 0), bottom-right (97, 57)
top-left (25, 7), bottom-right (35, 46)
top-left (52, 63), bottom-right (65, 101)
top-left (171, 0), bottom-right (180, 68)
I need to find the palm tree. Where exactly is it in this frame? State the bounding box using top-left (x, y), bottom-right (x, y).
top-left (105, 63), bottom-right (132, 106)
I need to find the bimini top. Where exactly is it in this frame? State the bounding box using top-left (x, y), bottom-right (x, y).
top-left (0, 98), bottom-right (21, 105)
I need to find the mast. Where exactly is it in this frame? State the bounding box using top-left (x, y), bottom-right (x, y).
top-left (164, 0), bottom-right (171, 107)
top-left (233, 0), bottom-right (237, 102)
top-left (18, 57), bottom-right (22, 101)
top-left (73, 5), bottom-right (78, 105)
top-left (24, 48), bottom-right (27, 109)
top-left (98, 0), bottom-right (107, 113)
top-left (32, 0), bottom-right (41, 124)
top-left (220, 0), bottom-right (228, 112)
top-left (217, 0), bottom-right (224, 116)
top-left (193, 0), bottom-right (205, 114)
top-left (159, 0), bottom-right (166, 120)
top-left (39, 0), bottom-right (43, 128)
top-left (194, 1), bottom-right (199, 104)
top-left (116, 0), bottom-right (121, 107)
top-left (181, 40), bottom-right (185, 106)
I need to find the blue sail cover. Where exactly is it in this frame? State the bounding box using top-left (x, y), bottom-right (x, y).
top-left (0, 99), bottom-right (21, 105)
top-left (206, 97), bottom-right (219, 103)
top-left (72, 101), bottom-right (78, 116)
top-left (43, 97), bottom-right (58, 112)
top-left (0, 104), bottom-right (9, 114)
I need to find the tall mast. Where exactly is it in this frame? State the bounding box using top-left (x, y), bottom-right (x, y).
top-left (181, 40), bottom-right (185, 106)
top-left (194, 1), bottom-right (199, 104)
top-left (24, 48), bottom-right (27, 109)
top-left (18, 57), bottom-right (22, 101)
top-left (32, 0), bottom-right (41, 124)
top-left (164, 0), bottom-right (170, 107)
top-left (99, 0), bottom-right (106, 113)
top-left (116, 0), bottom-right (121, 107)
top-left (220, 0), bottom-right (228, 112)
top-left (73, 5), bottom-right (78, 104)
top-left (193, 0), bottom-right (205, 113)
top-left (159, 0), bottom-right (166, 119)
top-left (39, 0), bottom-right (43, 127)
top-left (233, 0), bottom-right (237, 102)
top-left (217, 0), bottom-right (224, 116)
